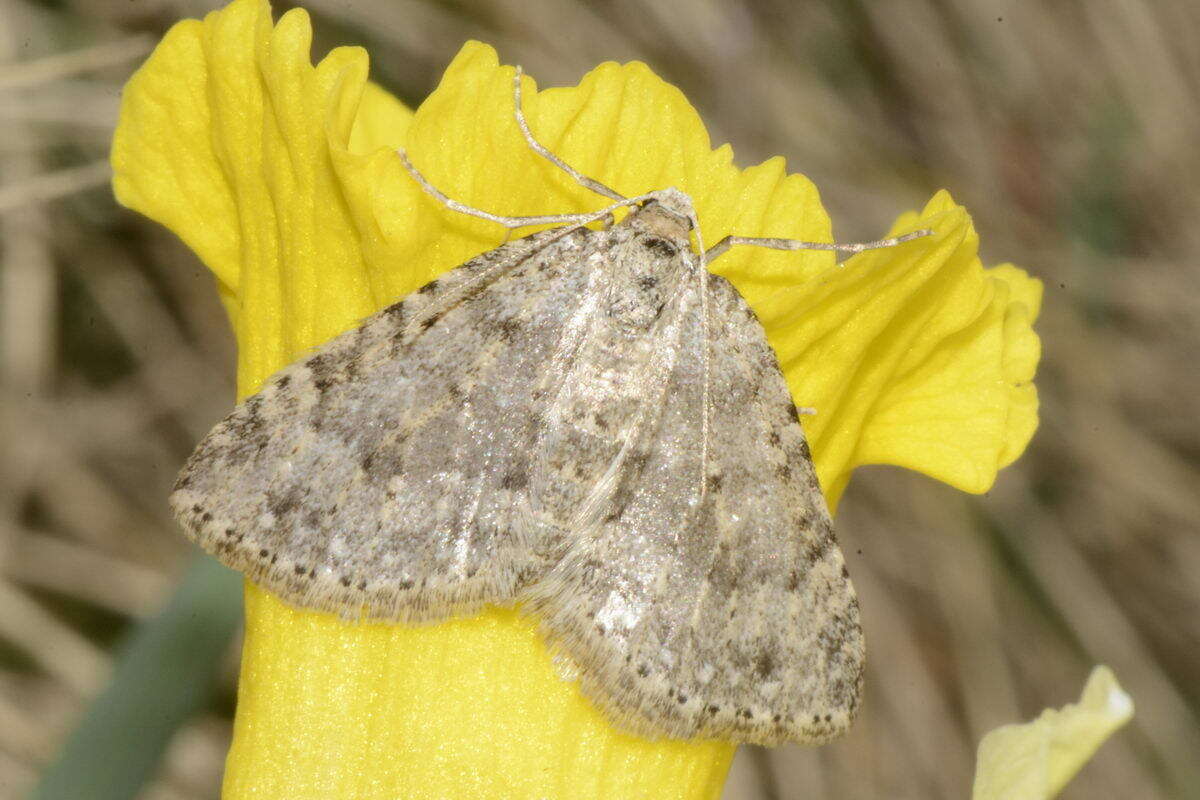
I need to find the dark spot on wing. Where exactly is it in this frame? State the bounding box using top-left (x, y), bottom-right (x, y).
top-left (501, 470), bottom-right (527, 490)
top-left (637, 274), bottom-right (659, 290)
top-left (418, 279), bottom-right (439, 294)
top-left (497, 317), bottom-right (522, 342)
top-left (383, 300), bottom-right (406, 321)
top-left (267, 487), bottom-right (302, 519)
top-left (307, 353), bottom-right (329, 378)
top-left (342, 350), bottom-right (364, 382)
top-left (626, 451), bottom-right (650, 475)
top-left (225, 394), bottom-right (269, 454)
top-left (784, 403), bottom-right (800, 423)
top-left (305, 354), bottom-right (339, 396)
top-left (754, 651), bottom-right (776, 679)
top-left (805, 533), bottom-right (833, 564)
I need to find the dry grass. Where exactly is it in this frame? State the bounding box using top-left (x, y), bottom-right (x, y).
top-left (2, 0), bottom-right (1198, 798)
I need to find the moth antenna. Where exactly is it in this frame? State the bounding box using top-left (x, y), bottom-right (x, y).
top-left (397, 149), bottom-right (604, 231)
top-left (513, 66), bottom-right (626, 203)
top-left (704, 228), bottom-right (934, 263)
top-left (398, 149), bottom-right (656, 237)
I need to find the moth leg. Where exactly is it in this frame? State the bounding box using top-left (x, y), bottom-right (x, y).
top-left (704, 229), bottom-right (934, 264)
top-left (512, 67), bottom-right (626, 203)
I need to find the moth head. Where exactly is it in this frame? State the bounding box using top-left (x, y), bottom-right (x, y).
top-left (641, 188), bottom-right (694, 226)
top-left (629, 188), bottom-right (695, 247)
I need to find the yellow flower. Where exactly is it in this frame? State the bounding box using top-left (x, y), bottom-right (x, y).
top-left (973, 666), bottom-right (1134, 800)
top-left (110, 0), bottom-right (1042, 797)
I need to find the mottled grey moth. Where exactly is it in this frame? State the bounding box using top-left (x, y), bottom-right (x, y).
top-left (172, 67), bottom-right (930, 746)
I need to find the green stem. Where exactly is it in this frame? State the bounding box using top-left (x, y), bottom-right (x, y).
top-left (31, 554), bottom-right (241, 800)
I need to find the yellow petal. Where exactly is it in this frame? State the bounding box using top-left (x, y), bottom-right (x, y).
top-left (111, 16), bottom-right (242, 294)
top-left (748, 191), bottom-right (1042, 510)
top-left (113, 0), bottom-right (385, 395)
top-left (113, 0), bottom-right (1042, 796)
top-left (233, 583), bottom-right (732, 799)
top-left (972, 666), bottom-right (1133, 800)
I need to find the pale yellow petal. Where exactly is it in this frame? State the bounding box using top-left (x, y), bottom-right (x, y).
top-left (972, 666), bottom-right (1133, 800)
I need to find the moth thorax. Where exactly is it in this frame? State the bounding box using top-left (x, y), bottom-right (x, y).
top-left (605, 222), bottom-right (689, 331)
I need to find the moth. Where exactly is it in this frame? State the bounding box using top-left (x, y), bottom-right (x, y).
top-left (172, 67), bottom-right (929, 746)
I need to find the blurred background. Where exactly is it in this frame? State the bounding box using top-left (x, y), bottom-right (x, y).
top-left (1, 0), bottom-right (1198, 798)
